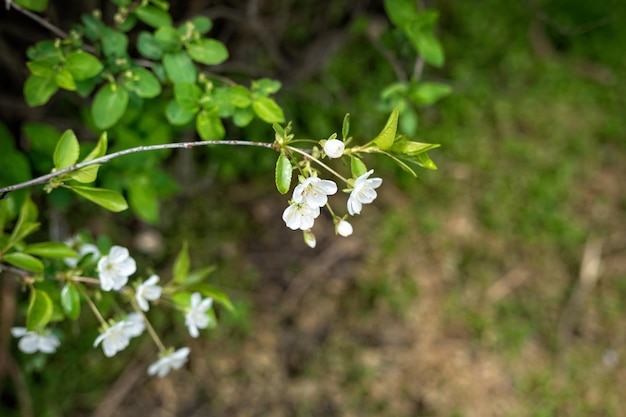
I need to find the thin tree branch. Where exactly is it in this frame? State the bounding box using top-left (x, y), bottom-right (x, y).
top-left (0, 139), bottom-right (277, 196)
top-left (5, 0), bottom-right (67, 39)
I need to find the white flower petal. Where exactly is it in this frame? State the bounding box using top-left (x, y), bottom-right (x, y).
top-left (336, 220), bottom-right (353, 237)
top-left (323, 139), bottom-right (345, 159)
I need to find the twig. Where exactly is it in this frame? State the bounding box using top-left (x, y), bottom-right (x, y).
top-left (6, 0), bottom-right (67, 39)
top-left (0, 139), bottom-right (277, 195)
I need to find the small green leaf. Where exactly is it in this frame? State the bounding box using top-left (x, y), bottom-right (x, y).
top-left (61, 284), bottom-right (81, 320)
top-left (14, 0), bottom-right (48, 12)
top-left (3, 252), bottom-right (44, 273)
top-left (186, 39), bottom-right (228, 65)
top-left (163, 51), bottom-right (197, 83)
top-left (173, 242), bottom-right (190, 283)
top-left (137, 31), bottom-right (163, 59)
top-left (91, 83), bottom-right (129, 130)
top-left (82, 132), bottom-right (108, 162)
top-left (124, 67), bottom-right (162, 98)
top-left (275, 154), bottom-right (292, 194)
top-left (102, 27), bottom-right (129, 57)
top-left (27, 58), bottom-right (57, 78)
top-left (252, 97), bottom-right (285, 124)
top-left (178, 265), bottom-right (217, 286)
top-left (64, 51), bottom-right (103, 81)
top-left (186, 283), bottom-right (234, 312)
top-left (409, 82), bottom-right (452, 106)
top-left (154, 26), bottom-right (181, 51)
top-left (342, 113), bottom-right (350, 140)
top-left (226, 86), bottom-right (251, 107)
top-left (233, 107), bottom-right (254, 127)
top-left (70, 165), bottom-right (100, 183)
top-left (134, 5), bottom-right (172, 28)
top-left (71, 186), bottom-right (128, 212)
top-left (27, 289), bottom-right (53, 330)
top-left (174, 82), bottom-right (202, 112)
top-left (414, 152), bottom-right (438, 170)
top-left (196, 110), bottom-right (225, 140)
top-left (53, 129), bottom-right (80, 169)
top-left (251, 78), bottom-right (282, 95)
top-left (54, 68), bottom-right (77, 91)
top-left (189, 16), bottom-right (212, 34)
top-left (81, 14), bottom-right (105, 41)
top-left (390, 138), bottom-right (440, 156)
top-left (373, 107), bottom-right (399, 151)
top-left (24, 242), bottom-right (77, 258)
top-left (351, 157), bottom-right (367, 178)
top-left (24, 75), bottom-right (58, 107)
top-left (166, 100), bottom-right (196, 125)
top-left (128, 177), bottom-right (159, 224)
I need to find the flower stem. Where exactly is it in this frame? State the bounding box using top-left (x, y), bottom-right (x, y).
top-left (129, 298), bottom-right (167, 353)
top-left (76, 284), bottom-right (107, 327)
top-left (287, 146), bottom-right (349, 184)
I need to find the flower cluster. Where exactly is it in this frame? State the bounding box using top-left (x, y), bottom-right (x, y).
top-left (12, 243), bottom-right (215, 378)
top-left (283, 176), bottom-right (338, 231)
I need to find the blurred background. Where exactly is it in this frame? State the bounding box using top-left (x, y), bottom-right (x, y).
top-left (1, 0), bottom-right (625, 416)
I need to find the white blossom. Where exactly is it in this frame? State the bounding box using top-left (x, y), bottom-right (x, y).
top-left (135, 275), bottom-right (162, 311)
top-left (323, 139), bottom-right (345, 159)
top-left (97, 245), bottom-right (137, 291)
top-left (185, 292), bottom-right (213, 338)
top-left (147, 347), bottom-right (190, 377)
top-left (124, 313), bottom-right (146, 338)
top-left (347, 169), bottom-right (383, 215)
top-left (11, 327), bottom-right (60, 354)
top-left (94, 321), bottom-right (132, 357)
top-left (293, 176), bottom-right (338, 208)
top-left (336, 220), bottom-right (354, 237)
top-left (282, 201), bottom-right (320, 231)
top-left (64, 241), bottom-right (101, 268)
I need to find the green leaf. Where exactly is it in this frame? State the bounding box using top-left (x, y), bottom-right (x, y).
top-left (409, 82), bottom-right (452, 106)
top-left (163, 51), bottom-right (197, 83)
top-left (383, 0), bottom-right (418, 28)
top-left (81, 15), bottom-right (105, 41)
top-left (196, 110), bottom-right (225, 140)
top-left (124, 67), bottom-right (162, 98)
top-left (134, 5), bottom-right (172, 28)
top-left (137, 31), bottom-right (163, 60)
top-left (3, 252), bottom-right (44, 273)
top-left (70, 165), bottom-right (100, 183)
top-left (233, 107), bottom-right (254, 127)
top-left (166, 100), bottom-right (196, 125)
top-left (60, 284), bottom-right (81, 320)
top-left (226, 85), bottom-right (251, 107)
top-left (173, 242), bottom-right (190, 283)
top-left (154, 26), bottom-right (181, 51)
top-left (178, 265), bottom-right (217, 286)
top-left (64, 51), bottom-right (103, 81)
top-left (373, 107), bottom-right (399, 150)
top-left (27, 58), bottom-right (58, 78)
top-left (414, 151), bottom-right (438, 170)
top-left (54, 68), bottom-right (77, 91)
top-left (14, 0), bottom-right (48, 12)
top-left (24, 75), bottom-right (58, 107)
top-left (408, 30), bottom-right (444, 67)
top-left (189, 16), bottom-right (212, 34)
top-left (342, 113), bottom-right (350, 140)
top-left (174, 82), bottom-right (202, 112)
top-left (275, 154), bottom-right (292, 194)
top-left (186, 39), bottom-right (229, 65)
top-left (53, 129), bottom-right (80, 169)
top-left (390, 138), bottom-right (440, 156)
top-left (26, 289), bottom-right (53, 330)
top-left (252, 97), bottom-right (285, 124)
top-left (128, 177), bottom-right (159, 224)
top-left (102, 27), bottom-right (129, 57)
top-left (24, 242), bottom-right (77, 258)
top-left (351, 157), bottom-right (367, 178)
top-left (251, 78), bottom-right (282, 95)
top-left (91, 83), bottom-right (129, 130)
top-left (71, 186), bottom-right (128, 212)
top-left (82, 132), bottom-right (108, 162)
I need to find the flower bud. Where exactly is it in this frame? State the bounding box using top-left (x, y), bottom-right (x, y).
top-left (323, 139), bottom-right (345, 159)
top-left (303, 230), bottom-right (317, 248)
top-left (336, 220), bottom-right (353, 237)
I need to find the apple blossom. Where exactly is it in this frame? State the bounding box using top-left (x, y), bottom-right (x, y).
top-left (282, 201), bottom-right (320, 230)
top-left (147, 347), bottom-right (190, 377)
top-left (185, 292), bottom-right (213, 338)
top-left (293, 176), bottom-right (338, 208)
top-left (64, 241), bottom-right (101, 268)
top-left (124, 313), bottom-right (146, 338)
top-left (97, 245), bottom-right (137, 291)
top-left (11, 327), bottom-right (60, 354)
top-left (323, 139), bottom-right (345, 159)
top-left (135, 275), bottom-right (162, 311)
top-left (94, 321), bottom-right (132, 357)
top-left (347, 169), bottom-right (383, 215)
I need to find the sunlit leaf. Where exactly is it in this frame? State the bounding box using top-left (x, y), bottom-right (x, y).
top-left (53, 129), bottom-right (80, 170)
top-left (134, 5), bottom-right (172, 28)
top-left (71, 186), bottom-right (128, 212)
top-left (61, 284), bottom-right (81, 320)
top-left (186, 39), bottom-right (228, 65)
top-left (173, 242), bottom-right (190, 283)
top-left (64, 51), bottom-right (103, 80)
top-left (91, 83), bottom-right (129, 130)
top-left (252, 97), bottom-right (285, 123)
top-left (27, 288), bottom-right (53, 330)
top-left (163, 51), bottom-right (197, 83)
top-left (3, 252), bottom-right (43, 273)
top-left (24, 242), bottom-right (77, 258)
top-left (373, 107), bottom-right (398, 150)
top-left (275, 154), bottom-right (292, 194)
top-left (23, 75), bottom-right (58, 107)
